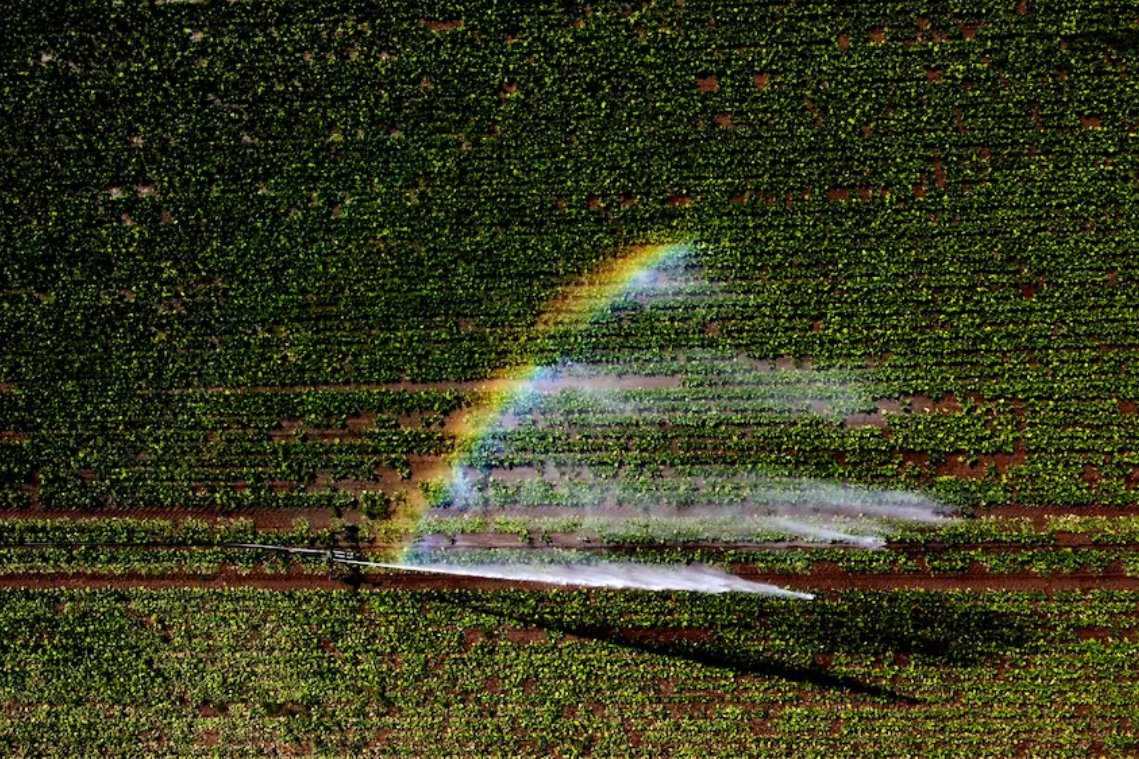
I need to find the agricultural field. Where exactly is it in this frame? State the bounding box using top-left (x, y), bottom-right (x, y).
top-left (3, 588), bottom-right (1139, 756)
top-left (2, 0), bottom-right (1139, 754)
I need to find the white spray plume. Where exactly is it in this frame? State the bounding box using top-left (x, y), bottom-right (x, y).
top-left (226, 544), bottom-right (809, 598)
top-left (415, 239), bottom-right (955, 584)
top-left (763, 517), bottom-right (887, 550)
top-left (350, 559), bottom-right (813, 598)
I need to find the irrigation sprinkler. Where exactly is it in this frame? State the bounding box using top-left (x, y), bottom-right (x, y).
top-left (224, 542), bottom-right (466, 577)
top-left (223, 543), bottom-right (814, 598)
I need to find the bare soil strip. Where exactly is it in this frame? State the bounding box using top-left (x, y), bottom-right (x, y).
top-left (0, 506), bottom-right (352, 530)
top-left (740, 568), bottom-right (1139, 593)
top-left (169, 372), bottom-right (682, 396)
top-left (978, 505), bottom-right (1139, 526)
top-left (4, 503), bottom-right (1138, 533)
top-left (3, 566), bottom-right (1139, 593)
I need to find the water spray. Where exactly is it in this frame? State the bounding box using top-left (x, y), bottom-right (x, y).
top-left (227, 543), bottom-right (813, 598)
top-left (353, 238), bottom-right (952, 599)
top-left (761, 517), bottom-right (887, 550)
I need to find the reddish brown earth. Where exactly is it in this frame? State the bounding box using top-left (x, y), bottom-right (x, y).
top-left (0, 568), bottom-right (552, 592)
top-left (740, 566), bottom-right (1139, 593)
top-left (695, 74), bottom-right (719, 93)
top-left (421, 18), bottom-right (462, 33)
top-left (978, 504), bottom-right (1139, 526)
top-left (0, 506), bottom-right (353, 530)
top-left (3, 563), bottom-right (1139, 593)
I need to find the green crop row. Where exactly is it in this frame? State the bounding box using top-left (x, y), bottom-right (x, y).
top-left (3, 0), bottom-right (1138, 515)
top-left (0, 587), bottom-right (1137, 756)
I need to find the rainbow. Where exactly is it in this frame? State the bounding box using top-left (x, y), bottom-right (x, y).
top-left (531, 240), bottom-right (693, 336)
top-left (402, 240), bottom-right (693, 553)
top-left (456, 240), bottom-right (690, 449)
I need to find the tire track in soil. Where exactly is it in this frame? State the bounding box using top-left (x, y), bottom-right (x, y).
top-left (3, 567), bottom-right (1139, 593)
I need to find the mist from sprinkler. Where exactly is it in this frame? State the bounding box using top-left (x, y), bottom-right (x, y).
top-left (393, 240), bottom-right (953, 597)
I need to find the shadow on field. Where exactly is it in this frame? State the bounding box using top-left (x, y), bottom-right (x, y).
top-left (777, 594), bottom-right (1039, 665)
top-left (436, 593), bottom-right (1038, 705)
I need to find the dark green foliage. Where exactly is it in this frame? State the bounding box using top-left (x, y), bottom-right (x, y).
top-left (1, 2), bottom-right (1137, 510)
top-left (0, 588), bottom-right (1135, 756)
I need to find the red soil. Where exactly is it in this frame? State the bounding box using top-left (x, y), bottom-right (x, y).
top-left (695, 75), bottom-right (719, 93)
top-left (744, 568), bottom-right (1139, 593)
top-left (0, 505), bottom-right (357, 530)
top-left (0, 567), bottom-right (551, 592)
top-left (422, 18), bottom-right (463, 33)
top-left (713, 113), bottom-right (734, 129)
top-left (978, 504), bottom-right (1139, 526)
top-left (4, 562), bottom-right (1139, 594)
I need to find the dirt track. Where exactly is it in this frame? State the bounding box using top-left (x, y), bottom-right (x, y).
top-left (2, 565), bottom-right (1138, 593)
